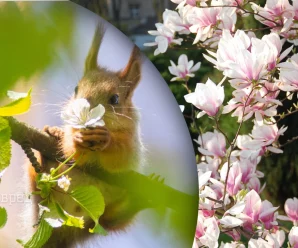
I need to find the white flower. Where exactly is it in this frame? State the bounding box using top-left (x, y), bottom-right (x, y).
top-left (289, 226), bottom-right (298, 248)
top-left (61, 98), bottom-right (105, 129)
top-left (184, 78), bottom-right (224, 118)
top-left (57, 175), bottom-right (71, 192)
top-left (168, 54), bottom-right (201, 81)
top-left (204, 30), bottom-right (286, 84)
top-left (40, 173), bottom-right (51, 182)
top-left (199, 216), bottom-right (220, 248)
top-left (278, 53), bottom-right (298, 91)
top-left (144, 23), bottom-right (183, 55)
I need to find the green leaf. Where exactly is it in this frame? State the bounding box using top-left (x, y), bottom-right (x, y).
top-left (36, 174), bottom-right (55, 199)
top-left (55, 203), bottom-right (84, 229)
top-left (0, 88), bottom-right (32, 116)
top-left (70, 186), bottom-right (105, 224)
top-left (17, 219), bottom-right (53, 248)
top-left (63, 213), bottom-right (84, 229)
top-left (89, 223), bottom-right (107, 235)
top-left (0, 207), bottom-right (7, 228)
top-left (0, 117), bottom-right (11, 171)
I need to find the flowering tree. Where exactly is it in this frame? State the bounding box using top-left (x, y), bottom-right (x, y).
top-left (145, 0), bottom-right (298, 247)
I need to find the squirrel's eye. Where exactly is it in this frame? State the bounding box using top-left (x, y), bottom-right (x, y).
top-left (74, 86), bottom-right (79, 96)
top-left (110, 94), bottom-right (119, 105)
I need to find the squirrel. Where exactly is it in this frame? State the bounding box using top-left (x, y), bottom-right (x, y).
top-left (27, 24), bottom-right (144, 247)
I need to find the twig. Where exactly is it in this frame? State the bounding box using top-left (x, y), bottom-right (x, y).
top-left (279, 135), bottom-right (298, 148)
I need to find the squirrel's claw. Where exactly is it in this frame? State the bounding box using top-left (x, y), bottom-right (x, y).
top-left (73, 126), bottom-right (111, 151)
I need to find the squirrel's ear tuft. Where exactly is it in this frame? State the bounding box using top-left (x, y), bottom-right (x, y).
top-left (119, 46), bottom-right (142, 99)
top-left (84, 23), bottom-right (105, 75)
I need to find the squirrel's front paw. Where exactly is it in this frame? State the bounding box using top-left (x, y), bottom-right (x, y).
top-left (73, 126), bottom-right (111, 151)
top-left (43, 125), bottom-right (64, 140)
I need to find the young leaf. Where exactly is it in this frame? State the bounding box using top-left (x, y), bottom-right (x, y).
top-left (17, 219), bottom-right (53, 248)
top-left (0, 117), bottom-right (11, 171)
top-left (0, 207), bottom-right (7, 228)
top-left (0, 88), bottom-right (32, 116)
top-left (89, 223), bottom-right (107, 235)
top-left (70, 186), bottom-right (105, 224)
top-left (55, 203), bottom-right (84, 229)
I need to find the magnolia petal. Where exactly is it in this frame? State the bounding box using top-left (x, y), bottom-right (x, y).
top-left (226, 201), bottom-right (246, 215)
top-left (220, 216), bottom-right (243, 228)
top-left (267, 146), bottom-right (283, 154)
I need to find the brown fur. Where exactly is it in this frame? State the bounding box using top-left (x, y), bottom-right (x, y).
top-left (28, 24), bottom-right (144, 247)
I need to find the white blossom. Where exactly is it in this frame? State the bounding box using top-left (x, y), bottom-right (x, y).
top-left (57, 175), bottom-right (71, 192)
top-left (61, 98), bottom-right (105, 129)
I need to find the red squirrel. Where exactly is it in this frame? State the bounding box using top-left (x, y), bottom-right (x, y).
top-left (28, 24), bottom-right (144, 247)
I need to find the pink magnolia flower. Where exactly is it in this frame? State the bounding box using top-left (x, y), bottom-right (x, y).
top-left (187, 1), bottom-right (237, 44)
top-left (184, 78), bottom-right (224, 118)
top-left (171, 0), bottom-right (199, 9)
top-left (239, 158), bottom-right (264, 187)
top-left (235, 135), bottom-right (264, 163)
top-left (195, 212), bottom-right (207, 242)
top-left (223, 82), bottom-right (281, 124)
top-left (168, 54), bottom-right (201, 81)
top-left (144, 23), bottom-right (183, 55)
top-left (251, 123), bottom-right (287, 153)
top-left (222, 162), bottom-right (243, 196)
top-left (289, 226), bottom-right (298, 248)
top-left (198, 216), bottom-right (220, 248)
top-left (222, 0), bottom-right (246, 7)
top-left (204, 30), bottom-right (264, 81)
top-left (278, 54), bottom-right (298, 91)
top-left (239, 190), bottom-right (261, 228)
top-left (163, 8), bottom-right (191, 35)
top-left (251, 0), bottom-right (294, 30)
top-left (198, 170), bottom-right (212, 190)
top-left (188, 4), bottom-right (222, 43)
top-left (249, 230), bottom-right (285, 248)
top-left (247, 177), bottom-right (265, 194)
top-left (220, 216), bottom-right (243, 228)
top-left (270, 230), bottom-right (286, 248)
top-left (195, 130), bottom-right (226, 158)
top-left (284, 1), bottom-right (298, 45)
top-left (248, 234), bottom-right (283, 248)
top-left (204, 30), bottom-right (286, 83)
top-left (259, 200), bottom-right (279, 230)
top-left (197, 156), bottom-right (221, 178)
top-left (200, 186), bottom-right (217, 217)
top-left (210, 177), bottom-right (224, 200)
top-left (285, 197), bottom-right (298, 224)
top-left (223, 86), bottom-right (255, 122)
top-left (198, 170), bottom-right (217, 217)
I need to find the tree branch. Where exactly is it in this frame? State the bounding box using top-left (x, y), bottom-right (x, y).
top-left (5, 116), bottom-right (62, 160)
top-left (5, 116), bottom-right (197, 216)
